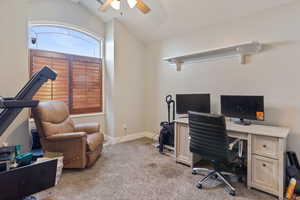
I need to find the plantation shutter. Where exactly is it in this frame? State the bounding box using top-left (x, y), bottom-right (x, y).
top-left (51, 58), bottom-right (69, 105)
top-left (29, 49), bottom-right (102, 114)
top-left (30, 50), bottom-right (69, 106)
top-left (71, 57), bottom-right (102, 114)
top-left (31, 56), bottom-right (52, 102)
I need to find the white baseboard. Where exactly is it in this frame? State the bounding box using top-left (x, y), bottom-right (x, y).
top-left (144, 131), bottom-right (158, 140)
top-left (105, 131), bottom-right (157, 145)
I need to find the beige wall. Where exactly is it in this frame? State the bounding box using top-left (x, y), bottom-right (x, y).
top-left (28, 0), bottom-right (104, 38)
top-left (114, 20), bottom-right (146, 137)
top-left (0, 0), bottom-right (106, 151)
top-left (105, 19), bottom-right (146, 138)
top-left (0, 0), bottom-right (30, 152)
top-left (145, 2), bottom-right (300, 154)
top-left (104, 21), bottom-right (116, 137)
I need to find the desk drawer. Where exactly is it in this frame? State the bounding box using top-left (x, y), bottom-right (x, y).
top-left (252, 155), bottom-right (279, 195)
top-left (252, 135), bottom-right (279, 159)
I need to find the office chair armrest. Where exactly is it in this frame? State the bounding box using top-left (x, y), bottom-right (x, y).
top-left (228, 138), bottom-right (240, 150)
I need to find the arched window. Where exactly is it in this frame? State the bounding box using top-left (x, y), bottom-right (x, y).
top-left (29, 26), bottom-right (100, 58)
top-left (29, 26), bottom-right (102, 114)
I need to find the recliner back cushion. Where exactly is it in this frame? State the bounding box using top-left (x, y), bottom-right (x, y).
top-left (33, 100), bottom-right (75, 137)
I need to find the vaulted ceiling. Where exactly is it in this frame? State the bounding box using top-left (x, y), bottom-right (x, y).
top-left (76, 0), bottom-right (296, 43)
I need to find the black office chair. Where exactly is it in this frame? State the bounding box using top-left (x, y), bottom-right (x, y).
top-left (188, 111), bottom-right (240, 196)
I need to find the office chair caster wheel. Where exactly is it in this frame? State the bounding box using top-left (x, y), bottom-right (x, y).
top-left (196, 183), bottom-right (203, 189)
top-left (229, 190), bottom-right (236, 196)
top-left (211, 174), bottom-right (218, 180)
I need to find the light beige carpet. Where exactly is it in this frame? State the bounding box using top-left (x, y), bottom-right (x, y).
top-left (37, 138), bottom-right (276, 200)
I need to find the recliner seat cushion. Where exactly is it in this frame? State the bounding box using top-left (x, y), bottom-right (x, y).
top-left (42, 118), bottom-right (75, 137)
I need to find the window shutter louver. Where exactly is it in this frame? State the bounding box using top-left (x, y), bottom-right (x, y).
top-left (71, 58), bottom-right (102, 114)
top-left (29, 49), bottom-right (102, 115)
top-left (51, 58), bottom-right (69, 105)
top-left (31, 56), bottom-right (53, 102)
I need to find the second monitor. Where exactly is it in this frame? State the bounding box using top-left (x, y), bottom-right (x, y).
top-left (221, 95), bottom-right (264, 125)
top-left (176, 94), bottom-right (210, 114)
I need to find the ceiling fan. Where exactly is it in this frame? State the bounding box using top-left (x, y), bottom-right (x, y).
top-left (98, 0), bottom-right (151, 14)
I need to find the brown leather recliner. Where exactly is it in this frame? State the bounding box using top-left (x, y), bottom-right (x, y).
top-left (32, 100), bottom-right (104, 168)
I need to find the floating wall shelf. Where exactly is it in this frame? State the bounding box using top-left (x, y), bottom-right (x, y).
top-left (163, 41), bottom-right (262, 71)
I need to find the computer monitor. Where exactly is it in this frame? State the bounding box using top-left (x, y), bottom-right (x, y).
top-left (176, 94), bottom-right (210, 114)
top-left (0, 159), bottom-right (57, 200)
top-left (221, 95), bottom-right (264, 125)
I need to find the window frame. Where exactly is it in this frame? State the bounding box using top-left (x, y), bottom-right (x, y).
top-left (29, 26), bottom-right (101, 59)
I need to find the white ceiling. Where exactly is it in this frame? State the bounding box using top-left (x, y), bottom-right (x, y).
top-left (77, 0), bottom-right (296, 43)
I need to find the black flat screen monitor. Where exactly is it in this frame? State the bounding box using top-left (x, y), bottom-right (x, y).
top-left (176, 94), bottom-right (210, 114)
top-left (0, 159), bottom-right (57, 200)
top-left (221, 95), bottom-right (264, 121)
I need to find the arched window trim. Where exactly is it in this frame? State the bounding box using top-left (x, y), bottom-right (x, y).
top-left (28, 21), bottom-right (103, 59)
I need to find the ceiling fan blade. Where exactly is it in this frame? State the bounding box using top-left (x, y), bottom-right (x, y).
top-left (100, 0), bottom-right (114, 12)
top-left (136, 0), bottom-right (151, 14)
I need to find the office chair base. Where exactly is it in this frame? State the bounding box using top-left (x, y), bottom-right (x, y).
top-left (196, 183), bottom-right (203, 189)
top-left (23, 196), bottom-right (37, 200)
top-left (196, 170), bottom-right (236, 196)
top-left (192, 168), bottom-right (235, 177)
top-left (192, 168), bottom-right (211, 175)
top-left (229, 190), bottom-right (236, 196)
top-left (196, 183), bottom-right (236, 196)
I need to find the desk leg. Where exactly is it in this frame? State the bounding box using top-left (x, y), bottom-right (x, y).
top-left (247, 134), bottom-right (252, 189)
top-left (278, 138), bottom-right (286, 200)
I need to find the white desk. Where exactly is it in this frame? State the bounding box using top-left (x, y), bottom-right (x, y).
top-left (174, 118), bottom-right (289, 200)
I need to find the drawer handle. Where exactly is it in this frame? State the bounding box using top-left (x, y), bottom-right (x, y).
top-left (262, 163), bottom-right (266, 167)
top-left (263, 144), bottom-right (267, 148)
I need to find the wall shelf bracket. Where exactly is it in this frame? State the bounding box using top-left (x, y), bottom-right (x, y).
top-left (175, 61), bottom-right (183, 71)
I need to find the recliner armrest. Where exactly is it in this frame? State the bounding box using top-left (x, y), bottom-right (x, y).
top-left (74, 123), bottom-right (100, 134)
top-left (46, 132), bottom-right (87, 141)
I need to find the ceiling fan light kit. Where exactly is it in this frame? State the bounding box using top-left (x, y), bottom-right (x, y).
top-left (127, 0), bottom-right (138, 8)
top-left (99, 0), bottom-right (150, 14)
top-left (111, 0), bottom-right (120, 10)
